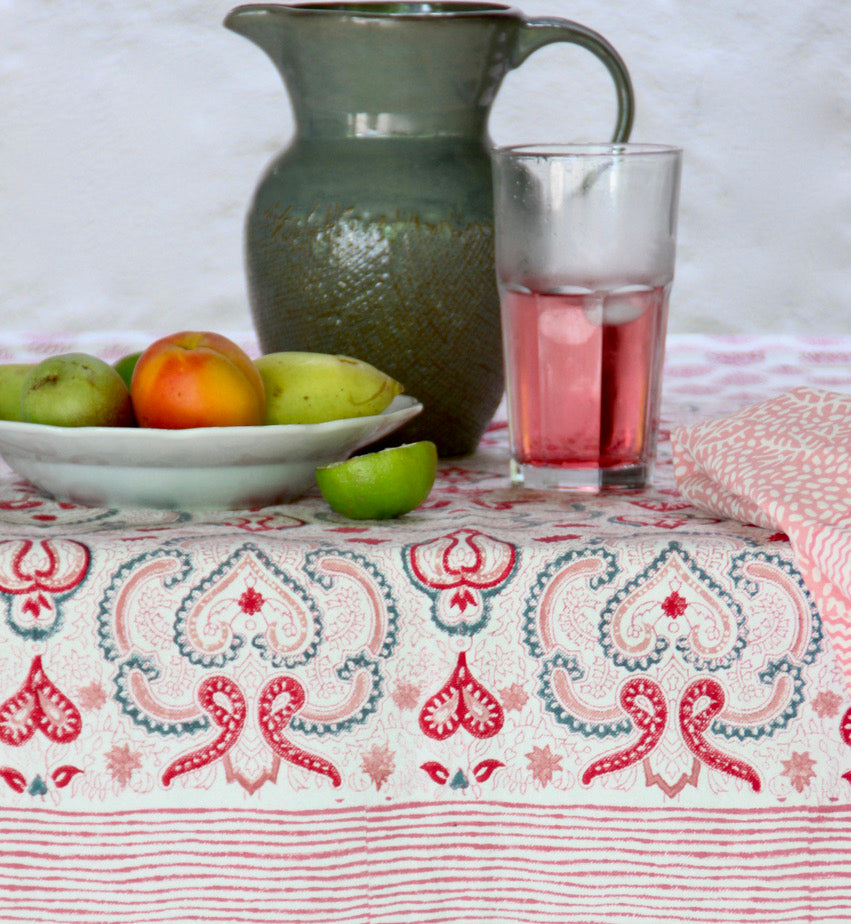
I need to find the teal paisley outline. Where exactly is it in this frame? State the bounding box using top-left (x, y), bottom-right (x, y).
top-left (600, 541), bottom-right (745, 673)
top-left (174, 542), bottom-right (322, 670)
top-left (303, 547), bottom-right (400, 659)
top-left (97, 548), bottom-right (193, 662)
top-left (521, 546), bottom-right (620, 660)
top-left (287, 547), bottom-right (402, 736)
top-left (289, 650), bottom-right (383, 737)
top-left (705, 548), bottom-right (824, 741)
top-left (97, 548), bottom-right (205, 736)
top-left (537, 651), bottom-right (632, 738)
top-left (113, 653), bottom-right (209, 736)
top-left (711, 657), bottom-right (807, 741)
top-left (522, 546), bottom-right (629, 738)
top-left (728, 548), bottom-right (824, 665)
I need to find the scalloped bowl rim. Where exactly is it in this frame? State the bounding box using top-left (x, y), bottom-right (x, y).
top-left (0, 395), bottom-right (423, 509)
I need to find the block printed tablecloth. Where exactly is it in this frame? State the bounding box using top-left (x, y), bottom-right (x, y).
top-left (0, 333), bottom-right (849, 924)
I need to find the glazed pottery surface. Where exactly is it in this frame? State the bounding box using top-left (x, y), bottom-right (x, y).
top-left (226, 2), bottom-right (634, 456)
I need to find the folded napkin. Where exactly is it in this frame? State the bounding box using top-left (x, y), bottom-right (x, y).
top-left (672, 387), bottom-right (851, 689)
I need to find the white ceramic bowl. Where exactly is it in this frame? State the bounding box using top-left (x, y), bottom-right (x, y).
top-left (0, 396), bottom-right (422, 510)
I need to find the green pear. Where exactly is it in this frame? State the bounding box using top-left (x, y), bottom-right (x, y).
top-left (20, 353), bottom-right (134, 427)
top-left (0, 363), bottom-right (35, 421)
top-left (254, 352), bottom-right (403, 425)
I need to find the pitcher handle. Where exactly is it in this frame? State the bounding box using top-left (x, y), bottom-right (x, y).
top-left (511, 18), bottom-right (634, 142)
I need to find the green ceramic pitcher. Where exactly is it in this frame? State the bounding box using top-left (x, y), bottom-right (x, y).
top-left (225, 2), bottom-right (634, 456)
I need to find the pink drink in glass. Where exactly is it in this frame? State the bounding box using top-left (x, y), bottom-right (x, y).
top-left (500, 282), bottom-right (670, 489)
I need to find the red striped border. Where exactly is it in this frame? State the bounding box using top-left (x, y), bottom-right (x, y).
top-left (1, 802), bottom-right (850, 923)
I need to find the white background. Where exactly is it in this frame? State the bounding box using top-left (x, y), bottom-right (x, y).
top-left (1, 0), bottom-right (848, 336)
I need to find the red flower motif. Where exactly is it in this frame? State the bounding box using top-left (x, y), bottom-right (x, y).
top-left (52, 765), bottom-right (84, 789)
top-left (582, 677), bottom-right (668, 786)
top-left (0, 656), bottom-right (82, 746)
top-left (162, 676), bottom-right (247, 787)
top-left (680, 677), bottom-right (760, 792)
top-left (661, 590), bottom-right (688, 619)
top-left (450, 588), bottom-right (477, 612)
top-left (419, 651), bottom-right (504, 740)
top-left (421, 761), bottom-right (450, 785)
top-left (258, 675), bottom-right (341, 787)
top-left (238, 586), bottom-right (265, 615)
top-left (472, 759), bottom-right (504, 783)
top-left (408, 529), bottom-right (516, 592)
top-left (0, 767), bottom-right (26, 793)
top-left (406, 528), bottom-right (517, 633)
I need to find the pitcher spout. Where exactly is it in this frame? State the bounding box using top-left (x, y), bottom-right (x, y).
top-left (224, 4), bottom-right (288, 71)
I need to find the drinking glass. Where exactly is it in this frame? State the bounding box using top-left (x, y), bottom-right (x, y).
top-left (492, 143), bottom-right (682, 491)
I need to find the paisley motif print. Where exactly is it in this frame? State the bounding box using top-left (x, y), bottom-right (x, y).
top-left (96, 543), bottom-right (398, 793)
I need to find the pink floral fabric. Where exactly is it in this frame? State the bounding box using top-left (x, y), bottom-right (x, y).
top-left (0, 332), bottom-right (849, 923)
top-left (673, 387), bottom-right (851, 687)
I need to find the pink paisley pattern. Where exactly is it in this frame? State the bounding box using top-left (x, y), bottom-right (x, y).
top-left (419, 650), bottom-right (504, 740)
top-left (842, 706), bottom-right (851, 787)
top-left (673, 387), bottom-right (851, 689)
top-left (0, 333), bottom-right (847, 924)
top-left (679, 677), bottom-right (761, 792)
top-left (258, 675), bottom-right (341, 787)
top-left (0, 334), bottom-right (848, 814)
top-left (0, 539), bottom-right (90, 637)
top-left (162, 676), bottom-right (246, 786)
top-left (581, 677), bottom-right (667, 785)
top-left (0, 655), bottom-right (82, 746)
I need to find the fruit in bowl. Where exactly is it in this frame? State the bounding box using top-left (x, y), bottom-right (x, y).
top-left (0, 363), bottom-right (34, 421)
top-left (0, 331), bottom-right (406, 432)
top-left (19, 353), bottom-right (134, 427)
top-left (255, 351), bottom-right (403, 425)
top-left (113, 351), bottom-right (142, 389)
top-left (0, 330), bottom-right (430, 513)
top-left (130, 331), bottom-right (265, 428)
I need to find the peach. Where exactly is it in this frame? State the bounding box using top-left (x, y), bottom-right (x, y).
top-left (131, 331), bottom-right (265, 429)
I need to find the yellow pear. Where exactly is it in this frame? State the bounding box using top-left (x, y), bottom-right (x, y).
top-left (254, 352), bottom-right (403, 425)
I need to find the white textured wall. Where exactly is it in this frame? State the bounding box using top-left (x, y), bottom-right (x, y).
top-left (1, 0), bottom-right (848, 336)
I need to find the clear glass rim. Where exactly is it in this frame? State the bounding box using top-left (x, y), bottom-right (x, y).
top-left (493, 142), bottom-right (682, 160)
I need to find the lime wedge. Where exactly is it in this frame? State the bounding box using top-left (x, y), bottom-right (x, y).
top-left (316, 441), bottom-right (437, 520)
